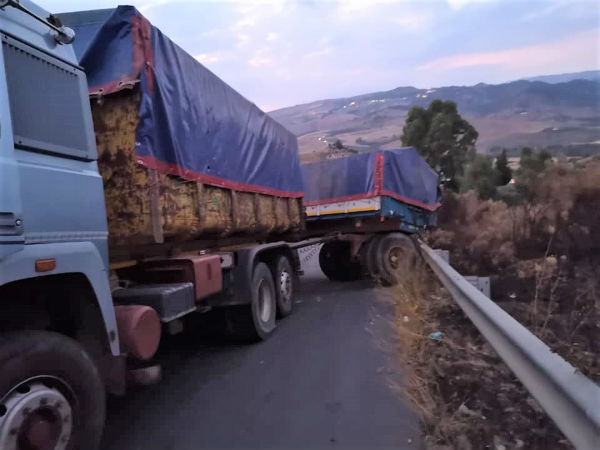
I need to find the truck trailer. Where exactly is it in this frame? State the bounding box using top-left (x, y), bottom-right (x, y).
top-left (0, 2), bottom-right (440, 449)
top-left (302, 149), bottom-right (440, 285)
top-left (0, 3), bottom-right (307, 449)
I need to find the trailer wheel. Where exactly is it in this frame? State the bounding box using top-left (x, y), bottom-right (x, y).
top-left (0, 331), bottom-right (105, 450)
top-left (375, 233), bottom-right (418, 286)
top-left (226, 262), bottom-right (277, 341)
top-left (273, 255), bottom-right (295, 318)
top-left (360, 235), bottom-right (384, 280)
top-left (319, 241), bottom-right (361, 281)
top-left (318, 242), bottom-right (337, 280)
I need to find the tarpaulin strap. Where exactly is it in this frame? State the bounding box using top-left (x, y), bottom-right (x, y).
top-left (374, 152), bottom-right (385, 195)
top-left (131, 15), bottom-right (154, 94)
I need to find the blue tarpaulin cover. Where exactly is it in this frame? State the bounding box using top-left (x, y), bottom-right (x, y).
top-left (302, 148), bottom-right (440, 211)
top-left (60, 6), bottom-right (303, 198)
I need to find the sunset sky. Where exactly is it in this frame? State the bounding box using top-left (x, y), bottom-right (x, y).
top-left (45, 0), bottom-right (600, 110)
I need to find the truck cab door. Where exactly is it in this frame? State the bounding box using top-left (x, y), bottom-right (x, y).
top-left (0, 37), bottom-right (24, 259)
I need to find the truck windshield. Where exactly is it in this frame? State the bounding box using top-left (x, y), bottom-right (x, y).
top-left (2, 34), bottom-right (91, 159)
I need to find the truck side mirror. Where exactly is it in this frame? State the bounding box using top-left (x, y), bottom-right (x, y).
top-left (55, 26), bottom-right (75, 45)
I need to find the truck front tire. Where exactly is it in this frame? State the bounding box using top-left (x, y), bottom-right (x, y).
top-left (0, 331), bottom-right (105, 450)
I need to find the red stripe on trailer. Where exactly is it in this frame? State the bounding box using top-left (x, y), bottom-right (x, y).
top-left (136, 155), bottom-right (304, 198)
top-left (379, 190), bottom-right (441, 211)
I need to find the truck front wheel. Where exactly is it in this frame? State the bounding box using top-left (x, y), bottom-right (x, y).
top-left (0, 331), bottom-right (105, 450)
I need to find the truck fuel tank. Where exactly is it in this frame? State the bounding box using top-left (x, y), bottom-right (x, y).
top-left (113, 283), bottom-right (196, 323)
top-left (119, 255), bottom-right (223, 302)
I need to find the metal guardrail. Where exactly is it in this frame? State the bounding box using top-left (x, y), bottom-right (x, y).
top-left (419, 242), bottom-right (600, 450)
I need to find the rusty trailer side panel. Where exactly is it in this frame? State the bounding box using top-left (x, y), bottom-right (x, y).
top-left (92, 90), bottom-right (303, 259)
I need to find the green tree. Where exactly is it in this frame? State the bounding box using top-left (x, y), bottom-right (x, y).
top-left (461, 154), bottom-right (498, 200)
top-left (401, 99), bottom-right (478, 191)
top-left (332, 139), bottom-right (344, 150)
top-left (495, 149), bottom-right (513, 185)
top-left (518, 147), bottom-right (551, 175)
top-left (514, 147), bottom-right (552, 201)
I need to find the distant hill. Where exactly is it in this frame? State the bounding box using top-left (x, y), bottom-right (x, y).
top-left (523, 70), bottom-right (600, 84)
top-left (270, 75), bottom-right (600, 162)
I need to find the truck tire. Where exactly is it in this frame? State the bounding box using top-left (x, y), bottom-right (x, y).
top-left (318, 242), bottom-right (338, 280)
top-left (375, 233), bottom-right (418, 286)
top-left (226, 262), bottom-right (277, 341)
top-left (360, 235), bottom-right (383, 280)
top-left (0, 330), bottom-right (105, 450)
top-left (367, 235), bottom-right (385, 280)
top-left (273, 255), bottom-right (295, 318)
top-left (318, 240), bottom-right (361, 281)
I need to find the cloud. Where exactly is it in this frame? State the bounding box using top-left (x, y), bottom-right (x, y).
top-left (445, 0), bottom-right (493, 10)
top-left (336, 0), bottom-right (401, 17)
top-left (391, 11), bottom-right (432, 31)
top-left (518, 1), bottom-right (565, 21)
top-left (304, 47), bottom-right (333, 59)
top-left (195, 53), bottom-right (221, 64)
top-left (248, 55), bottom-right (273, 67)
top-left (137, 0), bottom-right (207, 13)
top-left (417, 29), bottom-right (599, 73)
top-left (233, 17), bottom-right (256, 29)
top-left (236, 33), bottom-right (250, 47)
top-left (91, 0), bottom-right (598, 110)
top-left (248, 48), bottom-right (273, 67)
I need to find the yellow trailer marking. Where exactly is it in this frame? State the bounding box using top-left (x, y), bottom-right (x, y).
top-left (319, 209), bottom-right (346, 215)
top-left (347, 206), bottom-right (377, 213)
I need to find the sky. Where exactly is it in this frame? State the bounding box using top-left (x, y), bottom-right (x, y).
top-left (44, 0), bottom-right (599, 111)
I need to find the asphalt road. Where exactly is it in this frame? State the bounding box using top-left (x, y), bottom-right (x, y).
top-left (101, 246), bottom-right (422, 450)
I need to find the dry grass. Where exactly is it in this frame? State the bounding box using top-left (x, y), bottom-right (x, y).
top-left (389, 260), bottom-right (577, 450)
top-left (425, 159), bottom-right (600, 380)
top-left (390, 160), bottom-right (600, 449)
top-left (429, 158), bottom-right (600, 274)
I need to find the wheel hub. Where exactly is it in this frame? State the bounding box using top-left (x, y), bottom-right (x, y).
top-left (0, 381), bottom-right (72, 450)
top-left (388, 247), bottom-right (402, 269)
top-left (279, 270), bottom-right (292, 301)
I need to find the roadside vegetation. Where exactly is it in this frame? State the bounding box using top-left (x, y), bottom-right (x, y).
top-left (392, 99), bottom-right (599, 450)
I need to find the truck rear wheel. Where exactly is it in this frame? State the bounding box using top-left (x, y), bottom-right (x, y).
top-left (0, 331), bottom-right (105, 450)
top-left (375, 233), bottom-right (418, 286)
top-left (273, 255), bottom-right (295, 318)
top-left (318, 240), bottom-right (361, 281)
top-left (226, 262), bottom-right (277, 341)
